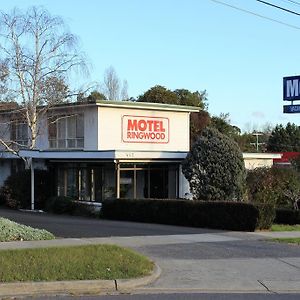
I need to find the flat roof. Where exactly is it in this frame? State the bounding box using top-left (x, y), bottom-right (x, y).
top-left (0, 100), bottom-right (201, 114)
top-left (95, 100), bottom-right (201, 112)
top-left (242, 153), bottom-right (282, 159)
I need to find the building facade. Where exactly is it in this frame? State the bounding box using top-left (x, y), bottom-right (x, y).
top-left (0, 100), bottom-right (199, 203)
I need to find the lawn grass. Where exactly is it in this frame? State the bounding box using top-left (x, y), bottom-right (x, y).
top-left (0, 244), bottom-right (154, 282)
top-left (271, 238), bottom-right (300, 245)
top-left (271, 224), bottom-right (300, 232)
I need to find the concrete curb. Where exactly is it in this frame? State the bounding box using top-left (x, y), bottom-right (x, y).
top-left (0, 263), bottom-right (161, 297)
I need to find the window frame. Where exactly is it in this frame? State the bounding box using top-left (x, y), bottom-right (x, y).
top-left (48, 114), bottom-right (84, 149)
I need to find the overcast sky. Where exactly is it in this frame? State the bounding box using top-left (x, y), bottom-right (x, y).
top-left (2, 0), bottom-right (300, 131)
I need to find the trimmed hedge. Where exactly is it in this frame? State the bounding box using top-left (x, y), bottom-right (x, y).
top-left (101, 199), bottom-right (266, 231)
top-left (275, 208), bottom-right (300, 225)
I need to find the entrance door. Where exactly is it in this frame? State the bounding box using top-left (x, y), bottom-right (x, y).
top-left (149, 168), bottom-right (168, 198)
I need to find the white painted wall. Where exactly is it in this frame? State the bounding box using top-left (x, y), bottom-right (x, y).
top-left (84, 106), bottom-right (98, 150)
top-left (98, 106), bottom-right (190, 152)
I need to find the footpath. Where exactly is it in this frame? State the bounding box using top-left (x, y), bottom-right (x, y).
top-left (0, 231), bottom-right (300, 297)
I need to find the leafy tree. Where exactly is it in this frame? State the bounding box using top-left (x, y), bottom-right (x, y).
top-left (211, 113), bottom-right (241, 138)
top-left (137, 85), bottom-right (207, 108)
top-left (86, 90), bottom-right (107, 102)
top-left (182, 127), bottom-right (246, 201)
top-left (174, 89), bottom-right (207, 109)
top-left (190, 111), bottom-right (211, 145)
top-left (267, 123), bottom-right (300, 152)
top-left (40, 76), bottom-right (69, 105)
top-left (138, 85), bottom-right (178, 104)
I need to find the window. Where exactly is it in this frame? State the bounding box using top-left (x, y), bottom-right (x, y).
top-left (49, 114), bottom-right (84, 149)
top-left (56, 164), bottom-right (115, 202)
top-left (118, 163), bottom-right (179, 199)
top-left (10, 122), bottom-right (28, 147)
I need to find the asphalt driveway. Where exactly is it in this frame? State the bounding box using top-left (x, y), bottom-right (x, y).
top-left (0, 207), bottom-right (219, 238)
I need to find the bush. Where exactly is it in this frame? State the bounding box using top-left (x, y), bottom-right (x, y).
top-left (182, 127), bottom-right (246, 201)
top-left (101, 199), bottom-right (263, 231)
top-left (254, 203), bottom-right (276, 230)
top-left (0, 217), bottom-right (54, 241)
top-left (45, 196), bottom-right (76, 214)
top-left (275, 208), bottom-right (300, 225)
top-left (0, 169), bottom-right (53, 210)
top-left (247, 167), bottom-right (300, 209)
top-left (45, 196), bottom-right (97, 217)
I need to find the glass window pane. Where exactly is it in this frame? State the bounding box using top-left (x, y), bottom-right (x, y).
top-left (77, 138), bottom-right (84, 148)
top-left (67, 139), bottom-right (75, 148)
top-left (67, 116), bottom-right (76, 138)
top-left (150, 168), bottom-right (168, 199)
top-left (57, 119), bottom-right (66, 139)
top-left (120, 170), bottom-right (134, 199)
top-left (168, 166), bottom-right (178, 199)
top-left (136, 170), bottom-right (147, 199)
top-left (103, 166), bottom-right (116, 200)
top-left (79, 168), bottom-right (91, 201)
top-left (76, 114), bottom-right (84, 138)
top-left (57, 168), bottom-right (65, 196)
top-left (93, 167), bottom-right (102, 202)
top-left (48, 121), bottom-right (57, 139)
top-left (67, 168), bottom-right (78, 198)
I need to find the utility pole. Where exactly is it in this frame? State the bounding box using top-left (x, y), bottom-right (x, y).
top-left (250, 132), bottom-right (264, 152)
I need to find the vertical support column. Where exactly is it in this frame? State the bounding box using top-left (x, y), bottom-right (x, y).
top-left (30, 158), bottom-right (35, 211)
top-left (115, 160), bottom-right (120, 199)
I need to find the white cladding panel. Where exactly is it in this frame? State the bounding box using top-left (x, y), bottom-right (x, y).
top-left (84, 106), bottom-right (98, 150)
top-left (98, 107), bottom-right (190, 151)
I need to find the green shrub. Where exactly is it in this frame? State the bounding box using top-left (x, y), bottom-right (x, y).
top-left (247, 167), bottom-right (300, 209)
top-left (45, 196), bottom-right (97, 217)
top-left (0, 169), bottom-right (53, 209)
top-left (254, 203), bottom-right (276, 230)
top-left (275, 208), bottom-right (300, 225)
top-left (182, 127), bottom-right (246, 201)
top-left (0, 217), bottom-right (54, 241)
top-left (101, 199), bottom-right (261, 231)
top-left (45, 196), bottom-right (76, 214)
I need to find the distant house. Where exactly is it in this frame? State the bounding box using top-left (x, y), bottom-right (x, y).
top-left (242, 153), bottom-right (282, 170)
top-left (273, 152), bottom-right (300, 168)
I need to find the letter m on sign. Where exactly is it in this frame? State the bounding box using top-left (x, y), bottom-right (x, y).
top-left (283, 76), bottom-right (300, 101)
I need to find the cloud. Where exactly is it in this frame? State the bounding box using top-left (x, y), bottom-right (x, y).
top-left (251, 111), bottom-right (265, 119)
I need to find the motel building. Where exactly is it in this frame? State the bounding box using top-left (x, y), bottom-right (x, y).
top-left (0, 100), bottom-right (281, 207)
top-left (0, 100), bottom-right (200, 205)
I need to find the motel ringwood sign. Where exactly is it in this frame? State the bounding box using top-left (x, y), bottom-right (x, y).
top-left (122, 115), bottom-right (169, 143)
top-left (283, 75), bottom-right (300, 113)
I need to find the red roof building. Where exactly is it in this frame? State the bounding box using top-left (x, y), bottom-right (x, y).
top-left (273, 152), bottom-right (300, 167)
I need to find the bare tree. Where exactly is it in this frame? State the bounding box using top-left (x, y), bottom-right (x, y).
top-left (0, 7), bottom-right (87, 209)
top-left (0, 6), bottom-right (86, 158)
top-left (121, 79), bottom-right (128, 100)
top-left (102, 66), bottom-right (128, 100)
top-left (103, 66), bottom-right (120, 100)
